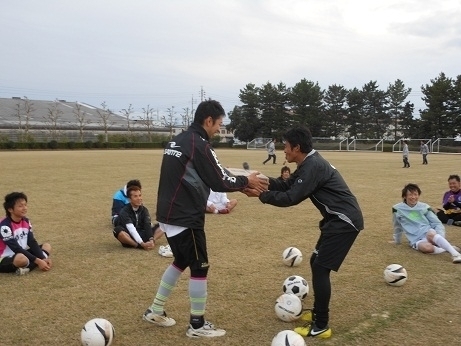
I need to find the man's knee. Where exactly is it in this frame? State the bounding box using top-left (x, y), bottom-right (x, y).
top-left (190, 266), bottom-right (209, 278)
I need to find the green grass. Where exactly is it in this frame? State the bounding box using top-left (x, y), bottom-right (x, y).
top-left (1, 149), bottom-right (460, 345)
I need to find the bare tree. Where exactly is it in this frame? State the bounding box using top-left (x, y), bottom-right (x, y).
top-left (96, 101), bottom-right (115, 142)
top-left (162, 106), bottom-right (176, 139)
top-left (44, 100), bottom-right (63, 140)
top-left (73, 103), bottom-right (91, 142)
top-left (22, 97), bottom-right (35, 140)
top-left (140, 104), bottom-right (155, 142)
top-left (13, 102), bottom-right (23, 141)
top-left (121, 104), bottom-right (134, 138)
top-left (180, 107), bottom-right (193, 129)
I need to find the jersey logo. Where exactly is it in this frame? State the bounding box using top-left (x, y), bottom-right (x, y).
top-left (169, 141), bottom-right (181, 148)
top-left (0, 225), bottom-right (13, 239)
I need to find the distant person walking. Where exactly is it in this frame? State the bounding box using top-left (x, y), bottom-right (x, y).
top-left (402, 140), bottom-right (410, 168)
top-left (420, 141), bottom-right (429, 165)
top-left (263, 138), bottom-right (277, 165)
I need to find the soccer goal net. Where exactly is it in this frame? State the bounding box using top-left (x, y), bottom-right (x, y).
top-left (247, 138), bottom-right (273, 150)
top-left (347, 139), bottom-right (384, 151)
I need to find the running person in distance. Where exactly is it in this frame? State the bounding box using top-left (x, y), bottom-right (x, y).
top-left (263, 138), bottom-right (277, 164)
top-left (0, 192), bottom-right (52, 275)
top-left (143, 99), bottom-right (268, 338)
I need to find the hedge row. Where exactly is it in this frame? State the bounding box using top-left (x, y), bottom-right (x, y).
top-left (0, 140), bottom-right (235, 150)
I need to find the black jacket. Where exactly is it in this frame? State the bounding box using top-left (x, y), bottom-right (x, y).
top-left (156, 122), bottom-right (248, 229)
top-left (260, 150), bottom-right (364, 233)
top-left (116, 204), bottom-right (153, 238)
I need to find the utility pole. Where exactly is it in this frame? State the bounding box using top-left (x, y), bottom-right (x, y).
top-left (200, 86), bottom-right (206, 102)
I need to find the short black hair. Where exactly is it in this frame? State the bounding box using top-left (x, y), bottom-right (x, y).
top-left (401, 183), bottom-right (421, 198)
top-left (3, 192), bottom-right (27, 217)
top-left (193, 99), bottom-right (225, 125)
top-left (127, 185), bottom-right (142, 199)
top-left (126, 179), bottom-right (142, 189)
top-left (281, 166), bottom-right (290, 174)
top-left (283, 126), bottom-right (313, 154)
top-left (448, 174), bottom-right (460, 182)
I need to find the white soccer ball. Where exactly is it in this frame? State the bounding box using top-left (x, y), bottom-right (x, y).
top-left (282, 247), bottom-right (303, 267)
top-left (81, 318), bottom-right (115, 346)
top-left (282, 275), bottom-right (309, 300)
top-left (271, 330), bottom-right (306, 346)
top-left (275, 293), bottom-right (303, 322)
top-left (384, 263), bottom-right (408, 287)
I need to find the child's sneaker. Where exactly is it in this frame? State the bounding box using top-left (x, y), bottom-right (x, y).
top-left (15, 267), bottom-right (30, 276)
top-left (158, 245), bottom-right (173, 258)
top-left (186, 321), bottom-right (226, 338)
top-left (452, 255), bottom-right (461, 264)
top-left (142, 309), bottom-right (176, 327)
top-left (218, 208), bottom-right (229, 214)
top-left (294, 322), bottom-right (332, 339)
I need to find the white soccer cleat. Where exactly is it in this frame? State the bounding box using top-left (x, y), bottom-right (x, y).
top-left (186, 321), bottom-right (226, 338)
top-left (158, 245), bottom-right (173, 258)
top-left (143, 309), bottom-right (176, 327)
top-left (452, 255), bottom-right (461, 264)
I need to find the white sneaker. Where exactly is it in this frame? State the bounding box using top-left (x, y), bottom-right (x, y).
top-left (452, 255), bottom-right (461, 264)
top-left (143, 309), bottom-right (176, 327)
top-left (186, 321), bottom-right (226, 338)
top-left (15, 267), bottom-right (30, 275)
top-left (158, 245), bottom-right (173, 258)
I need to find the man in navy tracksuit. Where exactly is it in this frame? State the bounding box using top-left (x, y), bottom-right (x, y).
top-left (143, 100), bottom-right (267, 338)
top-left (246, 126), bottom-right (364, 339)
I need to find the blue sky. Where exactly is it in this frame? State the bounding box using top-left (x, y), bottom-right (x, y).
top-left (1, 0), bottom-right (460, 119)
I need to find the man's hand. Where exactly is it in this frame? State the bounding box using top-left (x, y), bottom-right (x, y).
top-left (242, 187), bottom-right (261, 197)
top-left (246, 172), bottom-right (269, 193)
top-left (140, 241), bottom-right (154, 250)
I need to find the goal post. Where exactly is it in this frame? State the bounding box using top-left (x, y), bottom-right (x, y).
top-left (246, 138), bottom-right (273, 150)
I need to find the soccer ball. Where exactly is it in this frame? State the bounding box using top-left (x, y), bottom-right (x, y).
top-left (274, 293), bottom-right (303, 322)
top-left (282, 247), bottom-right (303, 267)
top-left (81, 318), bottom-right (115, 346)
top-left (282, 275), bottom-right (309, 300)
top-left (383, 263), bottom-right (408, 287)
top-left (271, 330), bottom-right (306, 346)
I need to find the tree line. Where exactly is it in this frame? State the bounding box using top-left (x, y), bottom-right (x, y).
top-left (226, 72), bottom-right (461, 142)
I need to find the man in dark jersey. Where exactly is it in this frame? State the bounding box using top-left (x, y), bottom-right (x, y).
top-left (142, 100), bottom-right (268, 338)
top-left (245, 126), bottom-right (364, 339)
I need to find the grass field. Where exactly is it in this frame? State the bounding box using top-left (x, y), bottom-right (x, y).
top-left (1, 149), bottom-right (461, 346)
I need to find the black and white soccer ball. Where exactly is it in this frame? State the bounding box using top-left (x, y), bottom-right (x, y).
top-left (282, 247), bottom-right (303, 267)
top-left (271, 330), bottom-right (306, 346)
top-left (81, 318), bottom-right (115, 346)
top-left (384, 263), bottom-right (408, 286)
top-left (282, 275), bottom-right (309, 300)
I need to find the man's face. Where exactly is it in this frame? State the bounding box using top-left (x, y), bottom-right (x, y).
top-left (9, 198), bottom-right (27, 220)
top-left (448, 179), bottom-right (461, 192)
top-left (129, 190), bottom-right (143, 208)
top-left (283, 141), bottom-right (298, 163)
top-left (204, 116), bottom-right (223, 139)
